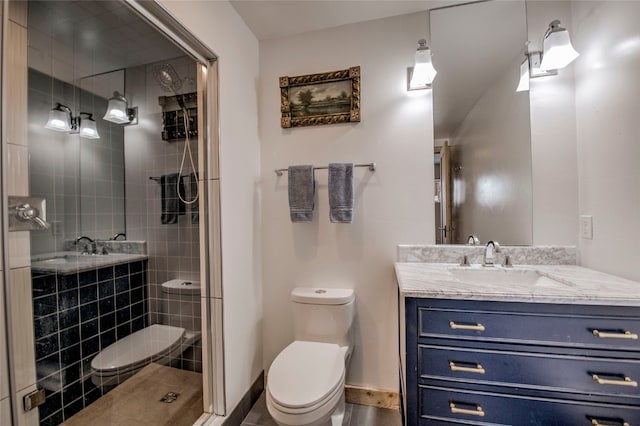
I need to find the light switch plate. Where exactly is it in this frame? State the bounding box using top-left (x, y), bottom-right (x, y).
top-left (580, 215), bottom-right (593, 239)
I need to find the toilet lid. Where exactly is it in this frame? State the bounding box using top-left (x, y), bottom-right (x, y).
top-left (91, 324), bottom-right (185, 372)
top-left (268, 341), bottom-right (344, 409)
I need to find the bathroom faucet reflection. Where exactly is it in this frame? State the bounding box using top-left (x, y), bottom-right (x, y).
top-left (467, 234), bottom-right (480, 245)
top-left (75, 235), bottom-right (96, 254)
top-left (483, 240), bottom-right (501, 267)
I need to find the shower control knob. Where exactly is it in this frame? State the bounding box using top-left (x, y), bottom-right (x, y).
top-left (15, 203), bottom-right (50, 229)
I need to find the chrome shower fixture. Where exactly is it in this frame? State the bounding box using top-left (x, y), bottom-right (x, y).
top-left (151, 63), bottom-right (183, 93)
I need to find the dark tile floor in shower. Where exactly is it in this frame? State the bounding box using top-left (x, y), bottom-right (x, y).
top-left (241, 392), bottom-right (402, 426)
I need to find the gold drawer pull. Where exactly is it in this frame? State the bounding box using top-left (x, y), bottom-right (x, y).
top-left (449, 402), bottom-right (484, 417)
top-left (591, 419), bottom-right (630, 426)
top-left (592, 330), bottom-right (638, 340)
top-left (449, 321), bottom-right (485, 331)
top-left (449, 361), bottom-right (485, 374)
top-left (592, 374), bottom-right (638, 387)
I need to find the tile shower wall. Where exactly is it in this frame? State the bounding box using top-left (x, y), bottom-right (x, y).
top-left (32, 260), bottom-right (147, 426)
top-left (124, 56), bottom-right (202, 372)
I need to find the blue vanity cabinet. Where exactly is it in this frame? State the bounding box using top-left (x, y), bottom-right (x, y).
top-left (404, 298), bottom-right (640, 425)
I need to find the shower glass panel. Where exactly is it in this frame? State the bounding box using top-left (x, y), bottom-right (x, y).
top-left (23, 1), bottom-right (207, 424)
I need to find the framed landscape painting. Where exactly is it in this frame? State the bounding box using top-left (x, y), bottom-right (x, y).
top-left (280, 66), bottom-right (361, 128)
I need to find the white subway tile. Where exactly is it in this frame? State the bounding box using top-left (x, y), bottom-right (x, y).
top-left (7, 144), bottom-right (29, 196)
top-left (9, 268), bottom-right (36, 391)
top-left (8, 232), bottom-right (30, 269)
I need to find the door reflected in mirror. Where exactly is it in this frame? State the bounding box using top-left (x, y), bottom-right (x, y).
top-left (431, 0), bottom-right (532, 245)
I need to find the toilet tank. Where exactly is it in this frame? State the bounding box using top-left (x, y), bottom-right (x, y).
top-left (161, 280), bottom-right (201, 331)
top-left (291, 288), bottom-right (355, 349)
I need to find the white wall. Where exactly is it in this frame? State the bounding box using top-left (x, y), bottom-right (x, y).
top-left (571, 1), bottom-right (640, 281)
top-left (527, 1), bottom-right (579, 246)
top-left (259, 12), bottom-right (433, 391)
top-left (157, 0), bottom-right (263, 414)
top-left (450, 54), bottom-right (532, 245)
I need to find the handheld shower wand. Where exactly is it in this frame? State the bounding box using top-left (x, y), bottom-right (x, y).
top-left (151, 63), bottom-right (198, 205)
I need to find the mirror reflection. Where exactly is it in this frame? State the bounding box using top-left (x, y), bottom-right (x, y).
top-left (431, 0), bottom-right (532, 245)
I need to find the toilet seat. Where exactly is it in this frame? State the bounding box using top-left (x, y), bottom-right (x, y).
top-left (267, 341), bottom-right (345, 411)
top-left (91, 324), bottom-right (185, 374)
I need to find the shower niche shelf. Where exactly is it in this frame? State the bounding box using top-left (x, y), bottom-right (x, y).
top-left (158, 92), bottom-right (198, 142)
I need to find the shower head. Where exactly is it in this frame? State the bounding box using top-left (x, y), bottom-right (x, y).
top-left (151, 63), bottom-right (182, 93)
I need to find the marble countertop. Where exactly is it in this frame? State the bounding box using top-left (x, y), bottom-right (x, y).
top-left (396, 263), bottom-right (640, 306)
top-left (31, 251), bottom-right (148, 274)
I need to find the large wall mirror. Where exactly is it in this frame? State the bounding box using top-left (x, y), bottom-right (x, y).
top-left (431, 0), bottom-right (532, 245)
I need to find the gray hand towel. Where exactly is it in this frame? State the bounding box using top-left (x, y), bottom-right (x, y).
top-left (328, 163), bottom-right (354, 223)
top-left (161, 173), bottom-right (186, 224)
top-left (288, 165), bottom-right (315, 222)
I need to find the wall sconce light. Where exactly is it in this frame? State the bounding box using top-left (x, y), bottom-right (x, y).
top-left (45, 103), bottom-right (74, 132)
top-left (79, 113), bottom-right (100, 139)
top-left (103, 91), bottom-right (138, 125)
top-left (540, 19), bottom-right (579, 71)
top-left (516, 20), bottom-right (578, 92)
top-left (45, 103), bottom-right (101, 139)
top-left (407, 39), bottom-right (437, 91)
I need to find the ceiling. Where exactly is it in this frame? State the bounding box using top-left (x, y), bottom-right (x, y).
top-left (230, 0), bottom-right (469, 40)
top-left (27, 0), bottom-right (187, 85)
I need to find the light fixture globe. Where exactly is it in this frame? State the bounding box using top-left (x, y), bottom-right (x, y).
top-left (45, 104), bottom-right (71, 132)
top-left (540, 20), bottom-right (579, 71)
top-left (79, 113), bottom-right (100, 139)
top-left (103, 92), bottom-right (133, 124)
top-left (409, 39), bottom-right (437, 90)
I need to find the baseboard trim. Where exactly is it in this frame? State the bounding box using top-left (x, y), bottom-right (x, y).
top-left (345, 385), bottom-right (400, 410)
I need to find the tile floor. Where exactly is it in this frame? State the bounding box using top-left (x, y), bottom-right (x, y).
top-left (241, 393), bottom-right (402, 426)
top-left (62, 363), bottom-right (202, 426)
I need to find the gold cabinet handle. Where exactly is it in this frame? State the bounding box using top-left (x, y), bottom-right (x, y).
top-left (591, 419), bottom-right (630, 426)
top-left (592, 374), bottom-right (638, 387)
top-left (449, 361), bottom-right (485, 374)
top-left (449, 402), bottom-right (485, 417)
top-left (592, 330), bottom-right (638, 340)
top-left (449, 321), bottom-right (485, 331)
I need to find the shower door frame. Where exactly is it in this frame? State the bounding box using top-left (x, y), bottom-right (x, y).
top-left (0, 0), bottom-right (226, 423)
top-left (124, 0), bottom-right (226, 419)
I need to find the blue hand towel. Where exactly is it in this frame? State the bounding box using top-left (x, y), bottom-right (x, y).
top-left (288, 165), bottom-right (315, 223)
top-left (328, 163), bottom-right (354, 223)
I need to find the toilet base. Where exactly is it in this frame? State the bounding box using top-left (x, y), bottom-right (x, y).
top-left (267, 388), bottom-right (345, 426)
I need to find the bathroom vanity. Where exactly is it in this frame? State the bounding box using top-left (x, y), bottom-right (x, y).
top-left (397, 260), bottom-right (640, 425)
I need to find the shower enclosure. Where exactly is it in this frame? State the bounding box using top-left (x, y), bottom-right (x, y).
top-left (0, 1), bottom-right (222, 425)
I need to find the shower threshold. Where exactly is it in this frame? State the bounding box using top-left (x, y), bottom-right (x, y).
top-left (62, 363), bottom-right (203, 426)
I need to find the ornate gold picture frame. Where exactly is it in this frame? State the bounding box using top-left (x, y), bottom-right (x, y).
top-left (280, 66), bottom-right (361, 128)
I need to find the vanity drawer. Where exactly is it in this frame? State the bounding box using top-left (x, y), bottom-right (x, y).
top-left (419, 385), bottom-right (640, 425)
top-left (419, 345), bottom-right (640, 398)
top-left (419, 307), bottom-right (640, 350)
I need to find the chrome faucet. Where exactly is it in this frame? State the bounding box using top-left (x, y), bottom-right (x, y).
top-left (75, 235), bottom-right (96, 254)
top-left (483, 240), bottom-right (501, 267)
top-left (112, 232), bottom-right (126, 241)
top-left (467, 234), bottom-right (480, 245)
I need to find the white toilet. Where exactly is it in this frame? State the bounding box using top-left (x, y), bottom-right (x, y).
top-left (91, 279), bottom-right (201, 390)
top-left (266, 288), bottom-right (355, 426)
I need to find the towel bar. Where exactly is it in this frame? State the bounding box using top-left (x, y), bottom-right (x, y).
top-left (274, 162), bottom-right (376, 176)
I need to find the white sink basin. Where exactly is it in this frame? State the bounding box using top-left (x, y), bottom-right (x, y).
top-left (449, 267), bottom-right (562, 287)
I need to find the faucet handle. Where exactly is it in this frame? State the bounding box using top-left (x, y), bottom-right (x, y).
top-left (466, 234), bottom-right (480, 245)
top-left (459, 254), bottom-right (471, 267)
top-left (502, 254), bottom-right (513, 268)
